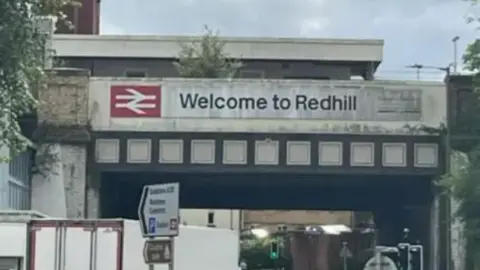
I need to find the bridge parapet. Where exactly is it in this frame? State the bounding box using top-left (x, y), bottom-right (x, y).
top-left (88, 77), bottom-right (446, 135)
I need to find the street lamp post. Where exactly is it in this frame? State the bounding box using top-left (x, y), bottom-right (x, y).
top-left (452, 36), bottom-right (460, 74)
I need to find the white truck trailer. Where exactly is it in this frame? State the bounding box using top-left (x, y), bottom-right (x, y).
top-left (0, 211), bottom-right (239, 270)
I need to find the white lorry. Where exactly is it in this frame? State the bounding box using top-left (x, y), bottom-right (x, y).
top-left (0, 211), bottom-right (239, 270)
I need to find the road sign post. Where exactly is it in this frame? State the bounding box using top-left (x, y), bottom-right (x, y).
top-left (138, 183), bottom-right (180, 237)
top-left (138, 183), bottom-right (180, 270)
top-left (143, 239), bottom-right (173, 264)
top-left (339, 241), bottom-right (352, 270)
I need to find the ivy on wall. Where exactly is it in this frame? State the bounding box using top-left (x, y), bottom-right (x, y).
top-left (0, 0), bottom-right (79, 161)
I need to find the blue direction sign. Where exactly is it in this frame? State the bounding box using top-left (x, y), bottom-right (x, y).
top-left (148, 217), bottom-right (156, 234)
top-left (138, 183), bottom-right (180, 237)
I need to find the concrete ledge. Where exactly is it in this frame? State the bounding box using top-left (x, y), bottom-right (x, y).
top-left (47, 67), bottom-right (90, 77)
top-left (53, 34), bottom-right (384, 62)
top-left (32, 125), bottom-right (91, 143)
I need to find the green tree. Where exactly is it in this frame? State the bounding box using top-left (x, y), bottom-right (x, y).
top-left (0, 0), bottom-right (78, 160)
top-left (172, 27), bottom-right (292, 268)
top-left (464, 40), bottom-right (480, 72)
top-left (173, 25), bottom-right (243, 78)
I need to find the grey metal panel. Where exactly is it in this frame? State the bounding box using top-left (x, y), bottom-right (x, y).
top-left (91, 132), bottom-right (444, 176)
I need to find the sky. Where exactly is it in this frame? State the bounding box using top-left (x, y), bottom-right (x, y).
top-left (100, 0), bottom-right (479, 80)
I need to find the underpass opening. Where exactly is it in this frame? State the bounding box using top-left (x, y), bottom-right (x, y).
top-left (100, 171), bottom-right (434, 218)
top-left (99, 170), bottom-right (436, 270)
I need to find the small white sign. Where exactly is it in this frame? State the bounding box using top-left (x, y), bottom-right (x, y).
top-left (363, 254), bottom-right (398, 270)
top-left (339, 245), bottom-right (353, 258)
top-left (138, 183), bottom-right (180, 237)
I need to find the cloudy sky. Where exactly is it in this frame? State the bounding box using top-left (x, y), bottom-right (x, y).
top-left (100, 0), bottom-right (479, 80)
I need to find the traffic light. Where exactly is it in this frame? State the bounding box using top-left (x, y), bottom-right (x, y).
top-left (269, 241), bottom-right (279, 259)
top-left (397, 243), bottom-right (410, 270)
top-left (409, 245), bottom-right (423, 270)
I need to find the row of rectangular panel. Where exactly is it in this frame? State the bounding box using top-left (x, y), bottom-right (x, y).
top-left (0, 218), bottom-right (239, 270)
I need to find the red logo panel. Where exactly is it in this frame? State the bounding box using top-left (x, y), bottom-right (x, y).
top-left (110, 85), bottom-right (161, 118)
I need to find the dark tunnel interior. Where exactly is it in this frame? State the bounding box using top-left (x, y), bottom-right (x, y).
top-left (100, 171), bottom-right (434, 218)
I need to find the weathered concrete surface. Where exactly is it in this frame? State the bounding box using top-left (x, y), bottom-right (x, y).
top-left (31, 144), bottom-right (86, 218)
top-left (243, 210), bottom-right (353, 228)
top-left (31, 68), bottom-right (91, 218)
top-left (37, 69), bottom-right (90, 127)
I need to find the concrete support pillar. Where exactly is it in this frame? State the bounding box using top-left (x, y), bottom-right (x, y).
top-left (31, 144), bottom-right (87, 218)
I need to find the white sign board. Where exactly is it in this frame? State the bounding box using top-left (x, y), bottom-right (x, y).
top-left (339, 245), bottom-right (353, 258)
top-left (138, 183), bottom-right (180, 237)
top-left (158, 80), bottom-right (423, 121)
top-left (363, 255), bottom-right (398, 270)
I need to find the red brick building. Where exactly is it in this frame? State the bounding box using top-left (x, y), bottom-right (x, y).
top-left (56, 0), bottom-right (100, 34)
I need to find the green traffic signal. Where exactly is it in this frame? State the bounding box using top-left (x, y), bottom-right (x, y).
top-left (270, 241), bottom-right (279, 259)
top-left (270, 251), bottom-right (278, 259)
